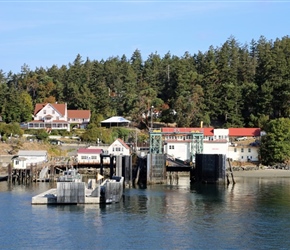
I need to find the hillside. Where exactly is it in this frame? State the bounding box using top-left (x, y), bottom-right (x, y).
top-left (0, 141), bottom-right (67, 157)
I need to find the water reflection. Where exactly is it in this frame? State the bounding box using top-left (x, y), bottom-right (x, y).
top-left (1, 177), bottom-right (290, 249)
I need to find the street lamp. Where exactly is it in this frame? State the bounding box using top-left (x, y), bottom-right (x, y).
top-left (150, 106), bottom-right (154, 130)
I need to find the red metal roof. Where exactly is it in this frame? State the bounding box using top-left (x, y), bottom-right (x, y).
top-left (161, 127), bottom-right (214, 136)
top-left (67, 110), bottom-right (91, 119)
top-left (161, 127), bottom-right (261, 137)
top-left (77, 148), bottom-right (103, 154)
top-left (228, 128), bottom-right (261, 137)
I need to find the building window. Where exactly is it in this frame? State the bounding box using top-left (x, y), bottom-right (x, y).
top-left (57, 116), bottom-right (59, 120)
top-left (169, 145), bottom-right (175, 150)
top-left (81, 156), bottom-right (88, 159)
top-left (52, 110), bottom-right (55, 114)
top-left (15, 161), bottom-right (19, 165)
top-left (44, 110), bottom-right (46, 114)
top-left (91, 156), bottom-right (97, 159)
top-left (241, 148), bottom-right (244, 153)
top-left (241, 156), bottom-right (243, 159)
top-left (248, 148), bottom-right (251, 153)
top-left (234, 148), bottom-right (237, 152)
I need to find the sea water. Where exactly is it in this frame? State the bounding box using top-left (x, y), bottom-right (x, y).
top-left (1, 176), bottom-right (290, 250)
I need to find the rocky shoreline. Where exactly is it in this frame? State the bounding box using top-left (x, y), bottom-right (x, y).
top-left (232, 169), bottom-right (290, 178)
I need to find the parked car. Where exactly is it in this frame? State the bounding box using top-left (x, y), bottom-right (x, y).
top-left (235, 137), bottom-right (247, 141)
top-left (49, 139), bottom-right (63, 145)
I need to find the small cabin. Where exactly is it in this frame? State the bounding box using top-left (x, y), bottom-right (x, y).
top-left (107, 138), bottom-right (131, 156)
top-left (77, 148), bottom-right (104, 165)
top-left (12, 150), bottom-right (48, 169)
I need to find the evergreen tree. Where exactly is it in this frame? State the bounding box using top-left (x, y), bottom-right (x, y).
top-left (260, 118), bottom-right (290, 165)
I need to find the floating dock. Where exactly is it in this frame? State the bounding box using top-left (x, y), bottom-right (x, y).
top-left (32, 177), bottom-right (124, 205)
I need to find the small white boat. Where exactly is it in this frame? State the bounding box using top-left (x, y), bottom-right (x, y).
top-left (57, 168), bottom-right (82, 182)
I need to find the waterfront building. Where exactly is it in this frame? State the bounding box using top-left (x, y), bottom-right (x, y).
top-left (162, 127), bottom-right (261, 162)
top-left (107, 138), bottom-right (131, 156)
top-left (12, 150), bottom-right (48, 169)
top-left (77, 148), bottom-right (104, 165)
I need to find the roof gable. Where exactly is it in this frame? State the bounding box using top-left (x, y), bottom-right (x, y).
top-left (111, 138), bottom-right (130, 149)
top-left (101, 116), bottom-right (131, 123)
top-left (34, 103), bottom-right (66, 116)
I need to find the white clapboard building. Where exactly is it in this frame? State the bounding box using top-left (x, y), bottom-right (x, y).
top-left (12, 150), bottom-right (48, 169)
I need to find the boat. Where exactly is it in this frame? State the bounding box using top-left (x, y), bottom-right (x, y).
top-left (0, 175), bottom-right (8, 182)
top-left (57, 168), bottom-right (82, 182)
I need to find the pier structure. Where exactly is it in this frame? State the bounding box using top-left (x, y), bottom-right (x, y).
top-left (147, 129), bottom-right (204, 184)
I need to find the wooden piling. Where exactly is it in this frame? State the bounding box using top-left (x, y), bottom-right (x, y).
top-left (8, 163), bottom-right (12, 182)
top-left (227, 159), bottom-right (235, 184)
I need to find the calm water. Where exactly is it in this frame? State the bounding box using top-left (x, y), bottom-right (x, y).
top-left (1, 176), bottom-right (290, 250)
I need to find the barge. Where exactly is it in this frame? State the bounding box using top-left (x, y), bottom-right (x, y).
top-left (31, 175), bottom-right (124, 205)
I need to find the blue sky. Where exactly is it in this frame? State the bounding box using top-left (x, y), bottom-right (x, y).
top-left (1, 0), bottom-right (289, 74)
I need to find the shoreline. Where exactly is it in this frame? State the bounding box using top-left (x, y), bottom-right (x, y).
top-left (232, 169), bottom-right (290, 178)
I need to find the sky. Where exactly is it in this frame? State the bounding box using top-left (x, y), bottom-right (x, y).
top-left (1, 0), bottom-right (290, 74)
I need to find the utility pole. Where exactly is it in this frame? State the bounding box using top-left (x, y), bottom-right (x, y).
top-left (150, 106), bottom-right (154, 130)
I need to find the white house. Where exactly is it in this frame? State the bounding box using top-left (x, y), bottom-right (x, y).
top-left (77, 148), bottom-right (104, 165)
top-left (228, 145), bottom-right (259, 162)
top-left (107, 138), bottom-right (131, 156)
top-left (28, 103), bottom-right (91, 132)
top-left (12, 150), bottom-right (48, 169)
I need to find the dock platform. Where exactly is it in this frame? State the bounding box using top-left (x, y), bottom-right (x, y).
top-left (31, 177), bottom-right (124, 205)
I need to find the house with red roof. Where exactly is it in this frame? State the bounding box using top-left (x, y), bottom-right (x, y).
top-left (77, 148), bottom-right (104, 165)
top-left (107, 138), bottom-right (131, 156)
top-left (27, 103), bottom-right (91, 131)
top-left (160, 127), bottom-right (261, 162)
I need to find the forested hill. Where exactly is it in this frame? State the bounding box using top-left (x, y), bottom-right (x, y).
top-left (0, 35), bottom-right (290, 129)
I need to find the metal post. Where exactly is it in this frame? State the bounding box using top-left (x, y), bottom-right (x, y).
top-left (150, 106), bottom-right (154, 130)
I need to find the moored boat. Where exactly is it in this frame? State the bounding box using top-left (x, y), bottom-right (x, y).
top-left (57, 168), bottom-right (82, 182)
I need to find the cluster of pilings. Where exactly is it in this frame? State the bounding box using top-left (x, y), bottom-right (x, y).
top-left (8, 164), bottom-right (35, 184)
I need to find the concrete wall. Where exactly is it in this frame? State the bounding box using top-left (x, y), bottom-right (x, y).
top-left (57, 182), bottom-right (85, 204)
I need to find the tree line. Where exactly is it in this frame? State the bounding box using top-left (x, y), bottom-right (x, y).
top-left (0, 35), bottom-right (290, 130)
